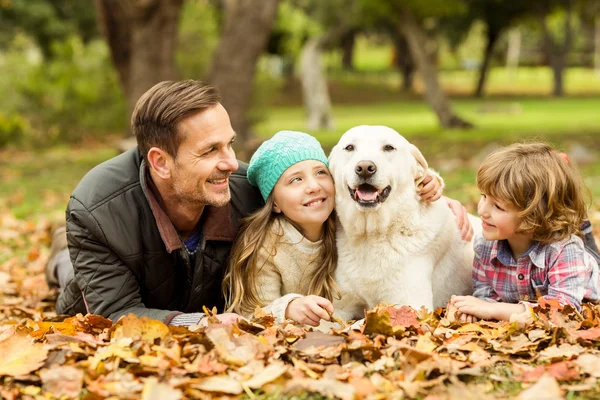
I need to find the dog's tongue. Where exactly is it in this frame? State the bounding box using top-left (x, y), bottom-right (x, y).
top-left (356, 188), bottom-right (378, 201)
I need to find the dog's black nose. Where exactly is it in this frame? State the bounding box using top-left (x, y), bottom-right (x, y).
top-left (355, 160), bottom-right (377, 178)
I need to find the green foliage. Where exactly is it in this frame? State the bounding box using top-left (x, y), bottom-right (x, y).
top-left (176, 0), bottom-right (221, 79)
top-left (0, 0), bottom-right (97, 58)
top-left (0, 112), bottom-right (30, 148)
top-left (268, 1), bottom-right (321, 57)
top-left (0, 35), bottom-right (126, 147)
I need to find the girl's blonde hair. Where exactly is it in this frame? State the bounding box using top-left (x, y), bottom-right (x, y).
top-left (477, 142), bottom-right (588, 244)
top-left (223, 195), bottom-right (339, 315)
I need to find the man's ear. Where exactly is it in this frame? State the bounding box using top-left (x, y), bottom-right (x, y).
top-left (147, 147), bottom-right (173, 179)
top-left (409, 144), bottom-right (428, 186)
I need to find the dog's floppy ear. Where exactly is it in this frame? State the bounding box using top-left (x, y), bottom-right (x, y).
top-left (409, 143), bottom-right (428, 186)
top-left (328, 145), bottom-right (338, 176)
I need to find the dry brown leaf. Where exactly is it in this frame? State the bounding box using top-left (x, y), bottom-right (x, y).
top-left (0, 333), bottom-right (48, 377)
top-left (517, 374), bottom-right (563, 400)
top-left (113, 314), bottom-right (170, 342)
top-left (574, 354), bottom-right (600, 378)
top-left (141, 377), bottom-right (182, 400)
top-left (40, 365), bottom-right (84, 397)
top-left (192, 375), bottom-right (243, 395)
top-left (285, 378), bottom-right (356, 400)
top-left (245, 361), bottom-right (288, 389)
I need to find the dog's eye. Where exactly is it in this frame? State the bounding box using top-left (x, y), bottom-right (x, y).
top-left (383, 145), bottom-right (396, 152)
top-left (344, 144), bottom-right (355, 151)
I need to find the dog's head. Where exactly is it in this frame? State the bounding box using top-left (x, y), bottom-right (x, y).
top-left (329, 125), bottom-right (428, 211)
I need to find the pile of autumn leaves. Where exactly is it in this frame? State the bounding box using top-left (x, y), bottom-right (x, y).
top-left (2, 214), bottom-right (600, 399)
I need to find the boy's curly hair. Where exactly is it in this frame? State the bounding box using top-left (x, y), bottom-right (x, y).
top-left (477, 143), bottom-right (588, 244)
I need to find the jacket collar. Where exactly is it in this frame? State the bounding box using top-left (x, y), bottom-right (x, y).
top-left (139, 160), bottom-right (237, 253)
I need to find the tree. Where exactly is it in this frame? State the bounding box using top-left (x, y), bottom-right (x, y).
top-left (364, 0), bottom-right (473, 129)
top-left (294, 0), bottom-right (363, 131)
top-left (391, 32), bottom-right (415, 92)
top-left (94, 0), bottom-right (184, 116)
top-left (207, 0), bottom-right (280, 158)
top-left (0, 0), bottom-right (98, 58)
top-left (537, 0), bottom-right (574, 97)
top-left (397, 9), bottom-right (472, 129)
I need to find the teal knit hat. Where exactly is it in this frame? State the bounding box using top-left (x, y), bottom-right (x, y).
top-left (247, 130), bottom-right (329, 200)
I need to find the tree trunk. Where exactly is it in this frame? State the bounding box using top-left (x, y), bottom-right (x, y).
top-left (397, 11), bottom-right (472, 129)
top-left (95, 0), bottom-right (183, 118)
top-left (340, 30), bottom-right (356, 70)
top-left (595, 15), bottom-right (600, 75)
top-left (475, 26), bottom-right (501, 98)
top-left (300, 37), bottom-right (334, 131)
top-left (505, 28), bottom-right (521, 79)
top-left (207, 0), bottom-right (280, 159)
top-left (392, 33), bottom-right (414, 92)
top-left (539, 0), bottom-right (573, 97)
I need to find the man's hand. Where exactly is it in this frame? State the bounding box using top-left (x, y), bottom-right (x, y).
top-left (419, 174), bottom-right (443, 202)
top-left (444, 196), bottom-right (474, 241)
top-left (199, 312), bottom-right (246, 326)
top-left (286, 295), bottom-right (333, 327)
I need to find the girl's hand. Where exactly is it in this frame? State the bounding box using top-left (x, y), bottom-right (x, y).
top-left (419, 174), bottom-right (443, 202)
top-left (285, 295), bottom-right (334, 326)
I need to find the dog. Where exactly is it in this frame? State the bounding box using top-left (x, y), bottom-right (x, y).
top-left (328, 125), bottom-right (480, 320)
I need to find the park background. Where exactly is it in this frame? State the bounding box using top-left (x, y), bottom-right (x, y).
top-left (1, 0), bottom-right (600, 398)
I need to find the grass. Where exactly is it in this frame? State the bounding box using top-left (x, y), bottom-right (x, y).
top-left (1, 68), bottom-right (600, 220)
top-left (0, 144), bottom-right (118, 220)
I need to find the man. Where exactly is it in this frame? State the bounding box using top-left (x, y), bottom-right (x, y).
top-left (47, 80), bottom-right (473, 326)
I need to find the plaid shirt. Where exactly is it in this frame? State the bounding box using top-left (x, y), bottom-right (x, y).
top-left (472, 234), bottom-right (600, 311)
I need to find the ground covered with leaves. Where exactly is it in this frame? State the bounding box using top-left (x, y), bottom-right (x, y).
top-left (2, 213), bottom-right (600, 400)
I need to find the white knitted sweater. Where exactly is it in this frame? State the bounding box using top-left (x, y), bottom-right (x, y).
top-left (243, 218), bottom-right (323, 322)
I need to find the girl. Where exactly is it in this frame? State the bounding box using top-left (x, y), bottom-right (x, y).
top-left (223, 130), bottom-right (444, 326)
top-left (452, 143), bottom-right (600, 322)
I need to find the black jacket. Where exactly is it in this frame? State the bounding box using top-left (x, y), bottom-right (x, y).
top-left (56, 148), bottom-right (263, 323)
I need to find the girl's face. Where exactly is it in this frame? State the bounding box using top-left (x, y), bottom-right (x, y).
top-left (272, 160), bottom-right (335, 240)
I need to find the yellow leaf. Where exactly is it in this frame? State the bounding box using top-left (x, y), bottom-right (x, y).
top-left (415, 332), bottom-right (438, 353)
top-left (112, 314), bottom-right (170, 343)
top-left (0, 334), bottom-right (48, 377)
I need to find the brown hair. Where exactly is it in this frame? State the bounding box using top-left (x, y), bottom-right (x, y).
top-left (131, 80), bottom-right (220, 162)
top-left (223, 195), bottom-right (339, 316)
top-left (477, 142), bottom-right (588, 244)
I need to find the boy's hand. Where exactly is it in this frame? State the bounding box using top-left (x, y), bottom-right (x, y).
top-left (451, 295), bottom-right (496, 320)
top-left (419, 174), bottom-right (442, 202)
top-left (286, 295), bottom-right (333, 327)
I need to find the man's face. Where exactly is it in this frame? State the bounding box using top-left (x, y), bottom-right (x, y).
top-left (170, 104), bottom-right (239, 208)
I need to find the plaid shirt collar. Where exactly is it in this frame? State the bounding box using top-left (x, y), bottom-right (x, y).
top-left (490, 239), bottom-right (546, 269)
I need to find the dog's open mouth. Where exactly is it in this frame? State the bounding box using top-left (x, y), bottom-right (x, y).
top-left (348, 184), bottom-right (391, 207)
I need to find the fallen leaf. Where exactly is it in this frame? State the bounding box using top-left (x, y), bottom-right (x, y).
top-left (517, 374), bottom-right (562, 400)
top-left (192, 375), bottom-right (243, 395)
top-left (40, 365), bottom-right (84, 397)
top-left (245, 361), bottom-right (288, 389)
top-left (113, 314), bottom-right (170, 343)
top-left (141, 377), bottom-right (182, 400)
top-left (285, 378), bottom-right (356, 400)
top-left (574, 354), bottom-right (600, 378)
top-left (294, 331), bottom-right (345, 351)
top-left (388, 305), bottom-right (420, 330)
top-left (0, 334), bottom-right (48, 376)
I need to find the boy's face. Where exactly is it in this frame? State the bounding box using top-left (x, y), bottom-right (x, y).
top-left (477, 193), bottom-right (522, 242)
